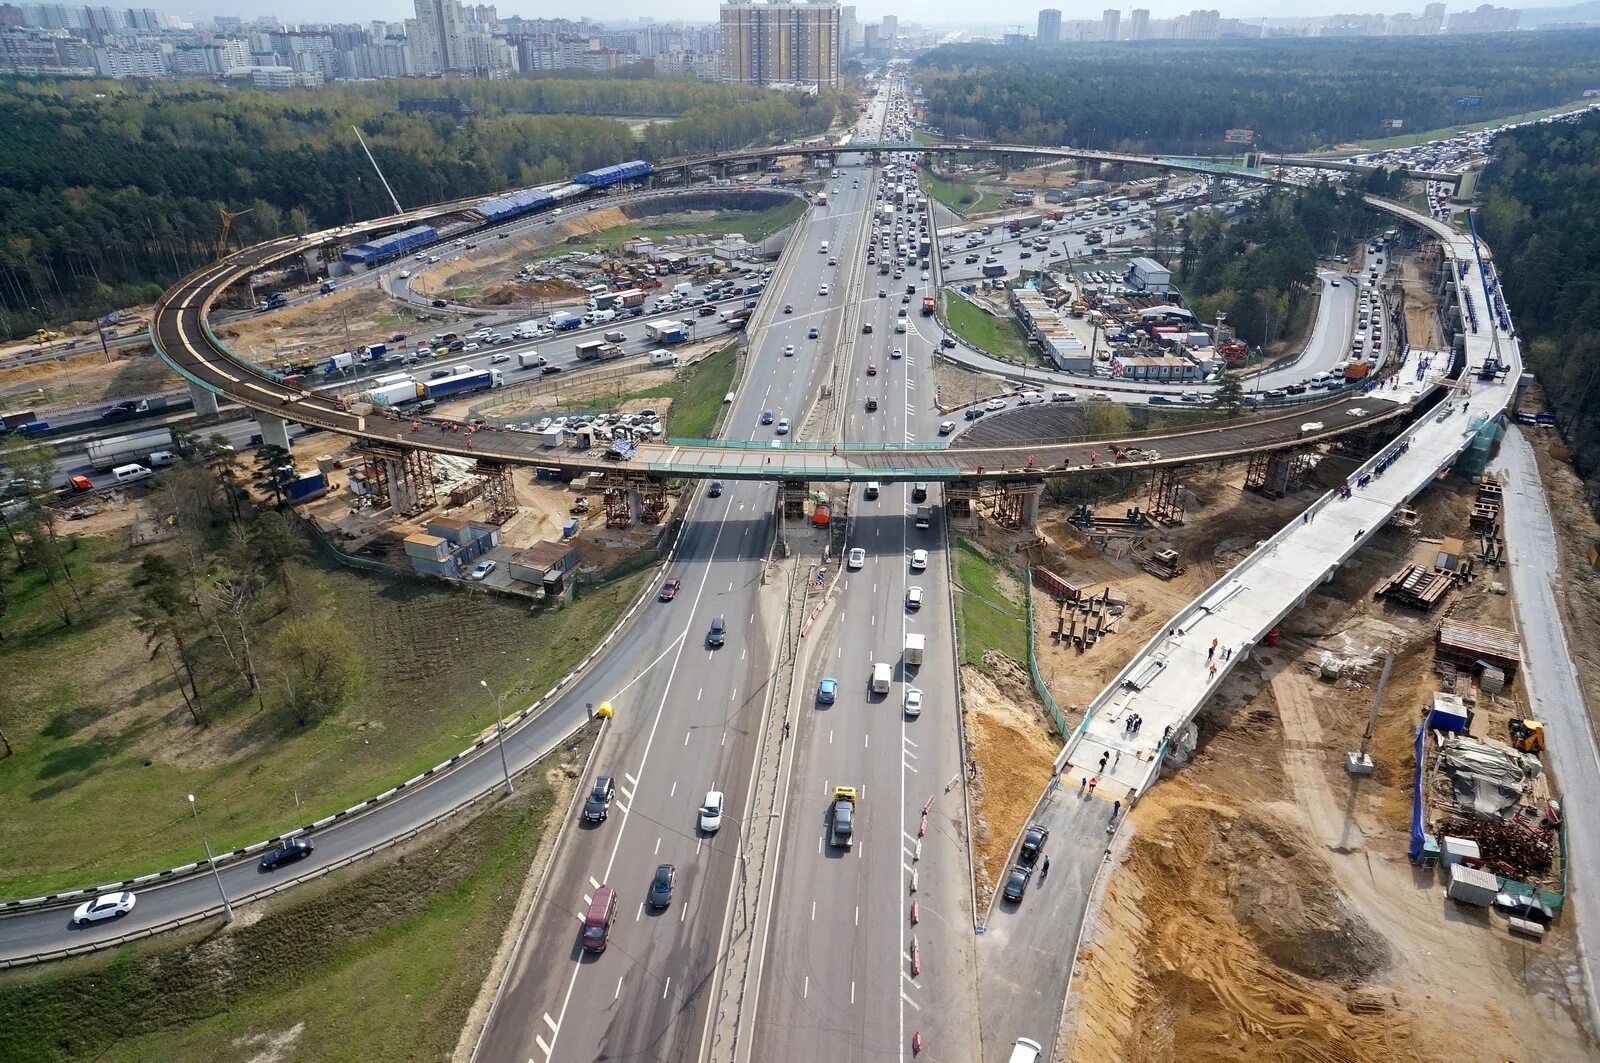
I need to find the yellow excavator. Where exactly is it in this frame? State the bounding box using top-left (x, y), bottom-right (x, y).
top-left (1508, 719), bottom-right (1545, 754)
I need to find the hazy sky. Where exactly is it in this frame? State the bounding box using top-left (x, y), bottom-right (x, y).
top-left (179, 0), bottom-right (1461, 28)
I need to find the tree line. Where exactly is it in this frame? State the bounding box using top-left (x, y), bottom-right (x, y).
top-left (913, 33), bottom-right (1600, 155)
top-left (0, 75), bottom-right (843, 337)
top-left (1477, 110), bottom-right (1600, 505)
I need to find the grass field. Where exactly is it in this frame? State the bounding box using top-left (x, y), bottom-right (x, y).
top-left (0, 533), bottom-right (648, 897)
top-left (542, 200), bottom-right (807, 260)
top-left (953, 539), bottom-right (1027, 672)
top-left (922, 171), bottom-right (1002, 216)
top-left (940, 290), bottom-right (1036, 366)
top-left (0, 732), bottom-right (584, 1063)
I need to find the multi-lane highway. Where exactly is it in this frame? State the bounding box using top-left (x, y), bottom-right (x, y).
top-left (469, 94), bottom-right (902, 1063)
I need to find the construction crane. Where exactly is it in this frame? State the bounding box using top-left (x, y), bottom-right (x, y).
top-left (217, 207), bottom-right (253, 260)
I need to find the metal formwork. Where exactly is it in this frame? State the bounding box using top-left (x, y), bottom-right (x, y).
top-left (359, 443), bottom-right (436, 515)
top-left (603, 488), bottom-right (632, 528)
top-left (947, 478), bottom-right (979, 521)
top-left (474, 461), bottom-right (518, 525)
top-left (1244, 451), bottom-right (1297, 499)
top-left (639, 478), bottom-right (668, 524)
top-left (987, 478), bottom-right (1038, 529)
top-left (782, 480), bottom-right (809, 521)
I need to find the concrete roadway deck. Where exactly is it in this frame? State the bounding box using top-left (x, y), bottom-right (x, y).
top-left (975, 211), bottom-right (1522, 1059)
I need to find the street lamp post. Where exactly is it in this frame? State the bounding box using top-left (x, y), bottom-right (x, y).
top-left (480, 680), bottom-right (514, 795)
top-left (187, 793), bottom-right (234, 924)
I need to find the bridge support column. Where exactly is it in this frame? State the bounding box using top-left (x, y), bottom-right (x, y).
top-left (255, 412), bottom-right (291, 452)
top-left (781, 480), bottom-right (808, 521)
top-left (1022, 485), bottom-right (1042, 530)
top-left (188, 382), bottom-right (220, 418)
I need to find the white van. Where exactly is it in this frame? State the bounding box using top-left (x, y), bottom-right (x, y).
top-left (1017, 391), bottom-right (1045, 405)
top-left (1006, 1037), bottom-right (1043, 1063)
top-left (112, 463), bottom-right (153, 485)
top-left (871, 662), bottom-right (892, 695)
top-left (1049, 389), bottom-right (1075, 403)
top-left (819, 241), bottom-right (830, 254)
top-left (147, 450), bottom-right (176, 468)
top-left (863, 481), bottom-right (881, 499)
top-left (649, 349), bottom-right (677, 367)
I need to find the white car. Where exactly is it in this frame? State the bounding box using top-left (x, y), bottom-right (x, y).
top-left (784, 344), bottom-right (796, 356)
top-left (848, 547), bottom-right (866, 570)
top-left (910, 549), bottom-right (928, 571)
top-left (73, 891), bottom-right (136, 925)
top-left (462, 342), bottom-right (480, 352)
top-left (904, 687), bottom-right (923, 718)
top-left (471, 559), bottom-right (497, 581)
top-left (775, 418), bottom-right (790, 435)
top-left (490, 353), bottom-right (511, 364)
top-left (398, 270), bottom-right (411, 279)
top-left (985, 398), bottom-right (1008, 412)
top-left (699, 790), bottom-right (724, 833)
top-left (906, 586), bottom-right (924, 609)
top-left (818, 284), bottom-right (830, 296)
top-left (891, 347), bottom-right (903, 359)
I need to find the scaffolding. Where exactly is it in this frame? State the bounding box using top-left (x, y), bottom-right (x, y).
top-left (1243, 450), bottom-right (1310, 499)
top-left (946, 478), bottom-right (978, 521)
top-left (986, 478), bottom-right (1037, 529)
top-left (639, 477), bottom-right (668, 524)
top-left (782, 480), bottom-right (809, 520)
top-left (1146, 466), bottom-right (1186, 525)
top-left (474, 461), bottom-right (518, 525)
top-left (603, 488), bottom-right (632, 528)
top-left (358, 443), bottom-right (436, 515)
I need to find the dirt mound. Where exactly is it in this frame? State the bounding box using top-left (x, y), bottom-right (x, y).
top-left (479, 280), bottom-right (579, 306)
top-left (962, 660), bottom-right (1058, 904)
top-left (1218, 816), bottom-right (1391, 982)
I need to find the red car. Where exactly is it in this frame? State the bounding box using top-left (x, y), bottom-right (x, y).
top-left (866, 364), bottom-right (878, 376)
top-left (659, 578), bottom-right (682, 602)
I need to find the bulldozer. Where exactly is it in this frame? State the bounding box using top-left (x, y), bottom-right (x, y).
top-left (1507, 718), bottom-right (1545, 754)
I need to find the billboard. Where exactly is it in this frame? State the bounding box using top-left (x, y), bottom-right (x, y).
top-left (1223, 128), bottom-right (1254, 144)
top-left (1383, 119), bottom-right (1404, 129)
top-left (1455, 95), bottom-right (1483, 107)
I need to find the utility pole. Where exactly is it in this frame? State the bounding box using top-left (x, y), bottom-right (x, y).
top-left (480, 680), bottom-right (514, 795)
top-left (187, 793), bottom-right (234, 923)
top-left (1346, 652), bottom-right (1393, 774)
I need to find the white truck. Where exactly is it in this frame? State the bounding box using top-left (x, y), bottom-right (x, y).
top-left (85, 428), bottom-right (175, 472)
top-left (903, 633), bottom-right (925, 668)
top-left (517, 350), bottom-right (546, 369)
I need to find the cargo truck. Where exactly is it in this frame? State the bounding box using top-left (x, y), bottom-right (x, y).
top-left (904, 633), bottom-right (925, 667)
top-left (982, 263), bottom-right (1007, 277)
top-left (575, 340), bottom-right (624, 362)
top-left (364, 380), bottom-right (425, 406)
top-left (602, 330), bottom-right (627, 344)
top-left (921, 295), bottom-right (936, 316)
top-left (549, 311), bottom-right (583, 331)
top-left (85, 428), bottom-right (174, 472)
top-left (586, 291), bottom-right (622, 312)
top-left (322, 352), bottom-right (355, 374)
top-left (421, 367), bottom-right (502, 399)
top-left (1008, 214), bottom-right (1043, 233)
top-left (645, 320), bottom-right (689, 344)
top-left (614, 288), bottom-right (646, 310)
top-left (828, 786), bottom-right (857, 848)
top-left (915, 505), bottom-right (932, 528)
top-left (517, 351), bottom-right (547, 369)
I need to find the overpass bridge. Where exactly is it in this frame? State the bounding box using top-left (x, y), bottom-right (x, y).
top-left (152, 168), bottom-right (1467, 514)
top-left (657, 140), bottom-right (1463, 186)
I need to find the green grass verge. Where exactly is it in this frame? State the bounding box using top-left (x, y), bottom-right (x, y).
top-left (953, 539), bottom-right (1027, 672)
top-left (543, 200), bottom-right (807, 260)
top-left (922, 171), bottom-right (1002, 216)
top-left (0, 538), bottom-right (648, 897)
top-left (438, 286), bottom-right (484, 301)
top-left (0, 736), bottom-right (583, 1063)
top-left (531, 343), bottom-right (739, 440)
top-left (940, 290), bottom-right (1037, 366)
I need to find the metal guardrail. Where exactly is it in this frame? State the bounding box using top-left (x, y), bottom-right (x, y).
top-left (1023, 568), bottom-right (1070, 738)
top-left (665, 437), bottom-right (950, 452)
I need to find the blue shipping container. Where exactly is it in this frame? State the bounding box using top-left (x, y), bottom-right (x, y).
top-left (573, 160), bottom-right (652, 188)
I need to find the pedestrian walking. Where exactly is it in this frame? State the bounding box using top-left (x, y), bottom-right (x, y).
top-left (1079, 776), bottom-right (1087, 794)
top-left (1088, 776), bottom-right (1098, 794)
top-left (1098, 751), bottom-right (1109, 772)
top-left (1042, 855), bottom-right (1051, 877)
top-left (1302, 511), bottom-right (1310, 524)
top-left (1113, 750), bottom-right (1121, 769)
top-left (1207, 645), bottom-right (1215, 661)
top-left (1209, 663), bottom-right (1218, 679)
top-left (1113, 799), bottom-right (1122, 818)
top-left (1354, 528), bottom-right (1364, 541)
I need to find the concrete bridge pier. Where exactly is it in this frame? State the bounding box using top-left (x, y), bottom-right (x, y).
top-left (188, 382), bottom-right (220, 418)
top-left (255, 412), bottom-right (292, 453)
top-left (1022, 485), bottom-right (1043, 529)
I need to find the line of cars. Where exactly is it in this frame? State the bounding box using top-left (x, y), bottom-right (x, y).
top-left (66, 835), bottom-right (315, 928)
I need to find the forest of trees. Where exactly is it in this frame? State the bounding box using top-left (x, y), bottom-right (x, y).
top-left (1477, 110), bottom-right (1600, 504)
top-left (0, 75), bottom-right (843, 336)
top-left (1174, 176), bottom-right (1395, 348)
top-left (913, 32), bottom-right (1600, 155)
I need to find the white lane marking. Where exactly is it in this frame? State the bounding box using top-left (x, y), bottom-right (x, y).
top-left (654, 836), bottom-right (662, 854)
top-left (669, 781), bottom-right (677, 797)
top-left (543, 1014), bottom-right (558, 1035)
top-left (615, 977), bottom-right (624, 1000)
top-left (684, 731), bottom-right (692, 746)
top-left (624, 772), bottom-right (638, 786)
top-left (811, 900), bottom-right (816, 921)
top-left (589, 877), bottom-right (600, 891)
top-left (851, 981), bottom-right (857, 1005)
top-left (804, 976), bottom-right (809, 999)
top-left (536, 1033), bottom-right (552, 1056)
top-left (636, 902), bottom-right (644, 922)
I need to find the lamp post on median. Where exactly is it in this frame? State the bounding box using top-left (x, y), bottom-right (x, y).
top-left (480, 680), bottom-right (514, 795)
top-left (187, 793), bottom-right (234, 924)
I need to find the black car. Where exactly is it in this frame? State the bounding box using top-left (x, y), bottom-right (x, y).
top-left (707, 615), bottom-right (727, 648)
top-left (429, 368), bottom-right (452, 379)
top-left (583, 776), bottom-right (615, 823)
top-left (648, 864), bottom-right (676, 908)
top-left (101, 402), bottom-right (137, 419)
top-left (430, 299), bottom-right (448, 308)
top-left (941, 336), bottom-right (957, 349)
top-left (698, 305), bottom-right (718, 316)
top-left (964, 407), bottom-right (986, 421)
top-left (541, 364), bottom-right (564, 375)
top-left (260, 836), bottom-right (314, 870)
top-left (1003, 863), bottom-right (1033, 903)
top-left (865, 396), bottom-right (879, 411)
top-left (708, 481), bottom-right (723, 498)
top-left (1019, 823), bottom-right (1049, 866)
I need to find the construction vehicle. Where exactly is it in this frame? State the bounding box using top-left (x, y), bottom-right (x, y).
top-left (1508, 719), bottom-right (1545, 754)
top-left (828, 786), bottom-right (857, 848)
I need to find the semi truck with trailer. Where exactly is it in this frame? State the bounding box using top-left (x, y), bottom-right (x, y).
top-left (575, 339), bottom-right (624, 362)
top-left (85, 428), bottom-right (175, 472)
top-left (420, 368), bottom-right (502, 399)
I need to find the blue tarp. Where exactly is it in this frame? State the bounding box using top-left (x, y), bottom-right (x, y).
top-left (1408, 722), bottom-right (1427, 861)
